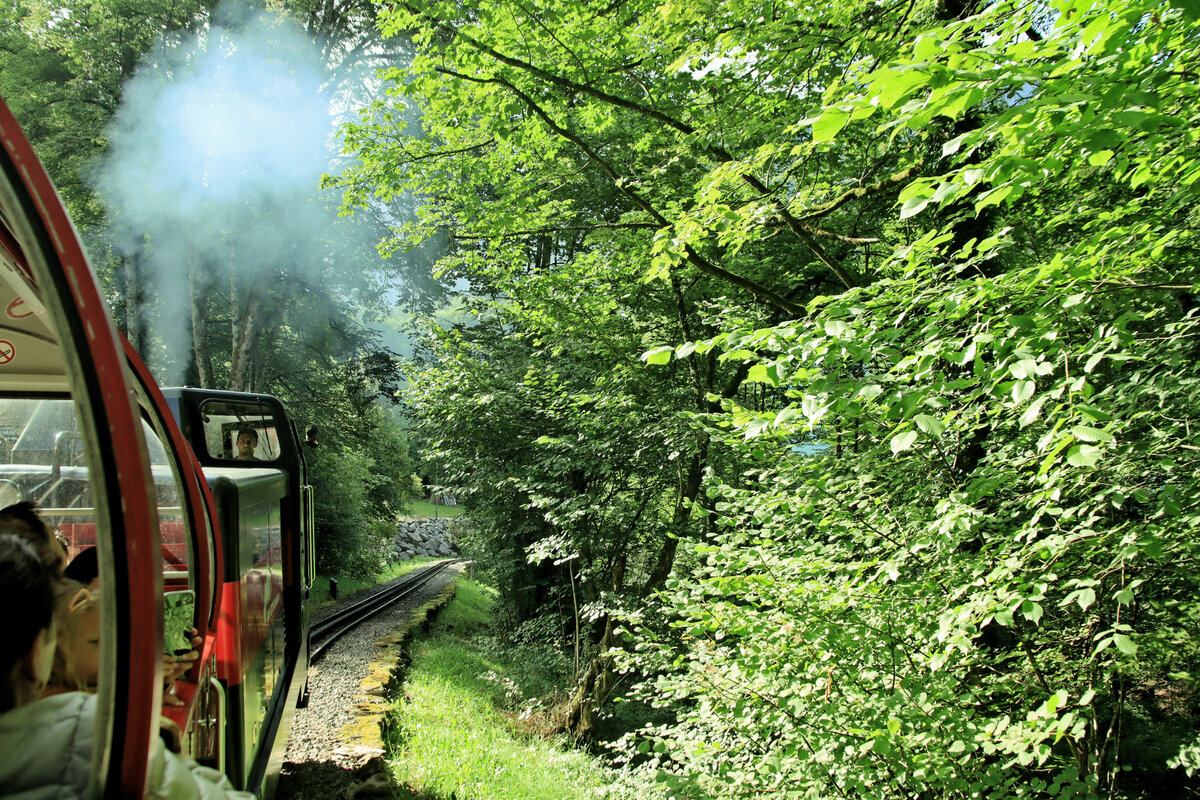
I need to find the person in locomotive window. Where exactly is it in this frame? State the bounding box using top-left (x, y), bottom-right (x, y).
top-left (0, 533), bottom-right (255, 798)
top-left (235, 427), bottom-right (259, 461)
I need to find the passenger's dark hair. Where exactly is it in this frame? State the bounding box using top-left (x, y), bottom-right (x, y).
top-left (237, 428), bottom-right (258, 443)
top-left (64, 546), bottom-right (99, 585)
top-left (0, 501), bottom-right (42, 533)
top-left (0, 501), bottom-right (60, 571)
top-left (0, 534), bottom-right (58, 712)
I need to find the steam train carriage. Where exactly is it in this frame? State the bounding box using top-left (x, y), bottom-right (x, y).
top-left (0, 96), bottom-right (312, 795)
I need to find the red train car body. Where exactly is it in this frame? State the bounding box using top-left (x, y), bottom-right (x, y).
top-left (0, 97), bottom-right (313, 795)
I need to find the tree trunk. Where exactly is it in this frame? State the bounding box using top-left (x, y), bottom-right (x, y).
top-left (564, 616), bottom-right (616, 737)
top-left (123, 248), bottom-right (148, 353)
top-left (189, 256), bottom-right (212, 388)
top-left (228, 274), bottom-right (260, 393)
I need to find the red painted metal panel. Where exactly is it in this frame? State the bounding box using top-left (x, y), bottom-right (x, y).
top-left (122, 337), bottom-right (218, 645)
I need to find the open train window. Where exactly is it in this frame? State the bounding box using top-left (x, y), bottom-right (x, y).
top-left (198, 399), bottom-right (280, 463)
top-left (0, 398), bottom-right (190, 581)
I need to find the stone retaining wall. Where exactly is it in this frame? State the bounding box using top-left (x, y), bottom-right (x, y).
top-left (391, 518), bottom-right (455, 561)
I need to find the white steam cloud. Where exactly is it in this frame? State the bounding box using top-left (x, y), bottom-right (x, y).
top-left (94, 7), bottom-right (387, 386)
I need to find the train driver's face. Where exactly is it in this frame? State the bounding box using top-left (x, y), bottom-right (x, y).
top-left (237, 434), bottom-right (256, 458)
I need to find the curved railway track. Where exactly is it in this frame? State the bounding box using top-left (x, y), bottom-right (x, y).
top-left (310, 559), bottom-right (457, 663)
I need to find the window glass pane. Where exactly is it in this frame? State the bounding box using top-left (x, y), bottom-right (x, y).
top-left (199, 400), bottom-right (279, 462)
top-left (0, 398), bottom-right (191, 584)
top-left (141, 419), bottom-right (188, 583)
top-left (0, 398), bottom-right (93, 557)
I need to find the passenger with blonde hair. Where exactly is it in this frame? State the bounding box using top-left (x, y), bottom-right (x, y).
top-left (0, 527), bottom-right (254, 798)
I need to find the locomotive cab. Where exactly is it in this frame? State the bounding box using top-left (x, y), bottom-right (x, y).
top-left (162, 387), bottom-right (314, 794)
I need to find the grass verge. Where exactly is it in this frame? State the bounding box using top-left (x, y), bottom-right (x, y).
top-left (384, 578), bottom-right (617, 800)
top-left (403, 499), bottom-right (465, 519)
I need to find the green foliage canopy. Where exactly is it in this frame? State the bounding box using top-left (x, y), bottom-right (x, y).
top-left (336, 0), bottom-right (1200, 795)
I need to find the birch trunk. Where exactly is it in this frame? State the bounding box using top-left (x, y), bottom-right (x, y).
top-left (228, 275), bottom-right (260, 393)
top-left (189, 256), bottom-right (212, 388)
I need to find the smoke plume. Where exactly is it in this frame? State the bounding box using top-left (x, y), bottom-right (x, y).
top-left (93, 6), bottom-right (391, 387)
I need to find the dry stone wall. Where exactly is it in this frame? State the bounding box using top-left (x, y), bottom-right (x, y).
top-left (391, 518), bottom-right (455, 561)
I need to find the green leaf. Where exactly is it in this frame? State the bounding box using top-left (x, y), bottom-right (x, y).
top-left (1070, 426), bottom-right (1113, 443)
top-left (875, 67), bottom-right (925, 109)
top-left (812, 109), bottom-right (850, 143)
top-left (1066, 444), bottom-right (1102, 468)
top-left (974, 184), bottom-right (1013, 213)
top-left (1019, 395), bottom-right (1047, 428)
top-left (942, 133), bottom-right (969, 157)
top-left (914, 414), bottom-right (945, 437)
top-left (747, 363), bottom-right (778, 385)
top-left (775, 406), bottom-right (801, 427)
top-left (891, 430), bottom-right (919, 454)
top-left (963, 168), bottom-right (986, 186)
top-left (900, 194), bottom-right (931, 219)
top-left (1113, 634), bottom-right (1137, 655)
top-left (643, 346), bottom-right (673, 365)
top-left (1012, 380), bottom-right (1035, 405)
top-left (913, 33), bottom-right (940, 60)
top-left (824, 319), bottom-right (851, 337)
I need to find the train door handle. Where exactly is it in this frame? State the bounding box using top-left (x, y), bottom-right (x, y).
top-left (207, 666), bottom-right (226, 775)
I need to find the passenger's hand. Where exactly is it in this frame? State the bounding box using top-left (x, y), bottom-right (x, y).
top-left (161, 628), bottom-right (203, 703)
top-left (162, 684), bottom-right (184, 707)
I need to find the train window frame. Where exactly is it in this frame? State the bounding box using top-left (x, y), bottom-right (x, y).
top-left (198, 399), bottom-right (282, 464)
top-left (135, 401), bottom-right (196, 589)
top-left (122, 344), bottom-right (219, 639)
top-left (1, 97), bottom-right (163, 796)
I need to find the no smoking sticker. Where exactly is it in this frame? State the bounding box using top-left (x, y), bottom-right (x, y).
top-left (0, 341), bottom-right (15, 365)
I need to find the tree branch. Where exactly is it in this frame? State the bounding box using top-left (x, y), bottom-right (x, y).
top-left (410, 5), bottom-right (860, 289)
top-left (437, 67), bottom-right (806, 316)
top-left (798, 161), bottom-right (925, 223)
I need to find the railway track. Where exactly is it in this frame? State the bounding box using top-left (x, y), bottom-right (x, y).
top-left (310, 559), bottom-right (458, 663)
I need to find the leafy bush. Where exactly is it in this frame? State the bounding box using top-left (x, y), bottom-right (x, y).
top-left (611, 2), bottom-right (1200, 795)
top-left (308, 405), bottom-right (417, 578)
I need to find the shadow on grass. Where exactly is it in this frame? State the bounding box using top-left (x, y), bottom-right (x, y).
top-left (277, 755), bottom-right (460, 799)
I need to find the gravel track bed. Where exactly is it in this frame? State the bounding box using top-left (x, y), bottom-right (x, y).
top-left (281, 566), bottom-right (458, 767)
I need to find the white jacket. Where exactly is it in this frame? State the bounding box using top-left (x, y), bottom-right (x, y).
top-left (0, 692), bottom-right (253, 799)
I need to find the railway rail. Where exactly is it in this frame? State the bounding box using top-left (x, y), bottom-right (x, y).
top-left (310, 559), bottom-right (458, 663)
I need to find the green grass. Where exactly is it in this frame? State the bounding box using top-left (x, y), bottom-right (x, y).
top-left (311, 559), bottom-right (436, 613)
top-left (403, 499), bottom-right (465, 519)
top-left (384, 578), bottom-right (618, 800)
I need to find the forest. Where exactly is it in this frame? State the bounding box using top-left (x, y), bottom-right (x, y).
top-left (0, 0), bottom-right (427, 576)
top-left (5, 0), bottom-right (1200, 796)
